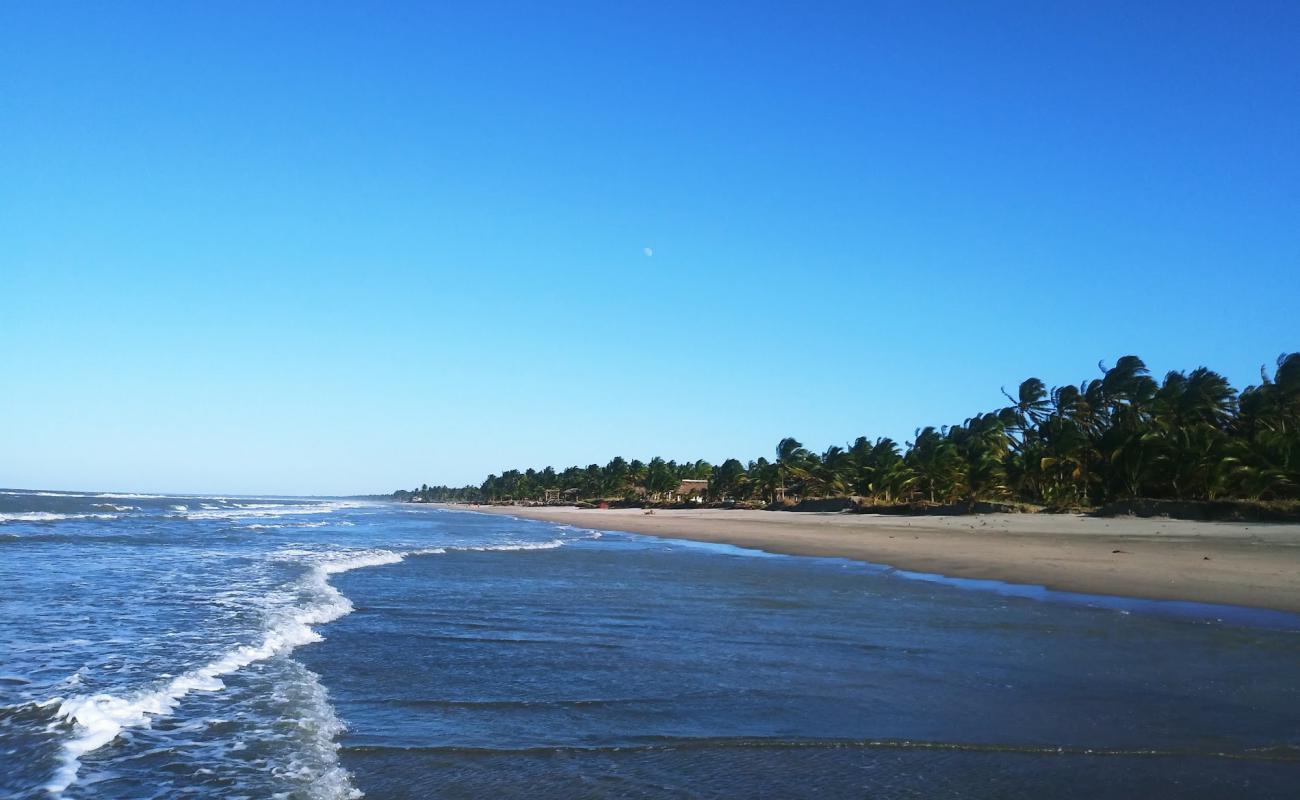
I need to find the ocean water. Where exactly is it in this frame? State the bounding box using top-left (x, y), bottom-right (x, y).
top-left (1, 490), bottom-right (1298, 799)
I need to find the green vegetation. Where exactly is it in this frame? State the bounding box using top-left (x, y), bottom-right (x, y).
top-left (396, 353), bottom-right (1300, 508)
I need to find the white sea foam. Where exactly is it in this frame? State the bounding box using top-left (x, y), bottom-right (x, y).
top-left (1, 512), bottom-right (72, 523)
top-left (266, 661), bottom-right (363, 800)
top-left (0, 491), bottom-right (168, 499)
top-left (44, 548), bottom-right (401, 796)
top-left (0, 512), bottom-right (118, 523)
top-left (408, 547), bottom-right (448, 557)
top-left (182, 501), bottom-right (364, 521)
top-left (43, 532), bottom-right (572, 796)
top-left (457, 539), bottom-right (566, 552)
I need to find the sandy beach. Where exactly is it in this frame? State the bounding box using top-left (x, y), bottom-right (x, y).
top-left (455, 505), bottom-right (1300, 613)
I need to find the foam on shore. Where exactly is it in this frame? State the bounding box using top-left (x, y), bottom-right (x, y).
top-left (44, 549), bottom-right (401, 796)
top-left (41, 534), bottom-right (580, 796)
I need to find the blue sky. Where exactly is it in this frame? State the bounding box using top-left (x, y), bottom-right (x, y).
top-left (2, 2), bottom-right (1297, 495)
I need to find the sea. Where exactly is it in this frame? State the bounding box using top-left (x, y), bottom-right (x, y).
top-left (1, 489), bottom-right (1298, 799)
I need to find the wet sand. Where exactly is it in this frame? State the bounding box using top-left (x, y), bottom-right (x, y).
top-left (451, 505), bottom-right (1300, 613)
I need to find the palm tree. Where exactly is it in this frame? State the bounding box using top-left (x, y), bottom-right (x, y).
top-left (948, 413), bottom-right (1010, 502)
top-left (407, 352), bottom-right (1300, 511)
top-left (774, 437), bottom-right (813, 501)
top-left (645, 457), bottom-right (677, 499)
top-left (906, 427), bottom-right (964, 503)
top-left (1146, 368), bottom-right (1237, 499)
top-left (809, 445), bottom-right (855, 498)
top-left (1234, 353), bottom-right (1300, 499)
top-left (709, 458), bottom-right (749, 501)
top-left (748, 457), bottom-right (781, 504)
top-left (1031, 385), bottom-right (1095, 506)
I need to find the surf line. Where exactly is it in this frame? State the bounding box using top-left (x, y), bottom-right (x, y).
top-left (41, 538), bottom-right (573, 795)
top-left (42, 550), bottom-right (401, 796)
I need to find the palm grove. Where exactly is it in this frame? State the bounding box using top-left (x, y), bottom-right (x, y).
top-left (397, 353), bottom-right (1300, 508)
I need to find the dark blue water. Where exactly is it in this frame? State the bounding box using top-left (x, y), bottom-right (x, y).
top-left (2, 491), bottom-right (1298, 798)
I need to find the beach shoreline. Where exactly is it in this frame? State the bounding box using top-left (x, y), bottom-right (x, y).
top-left (442, 504), bottom-right (1300, 613)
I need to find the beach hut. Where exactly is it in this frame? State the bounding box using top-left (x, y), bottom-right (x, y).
top-left (673, 479), bottom-right (709, 503)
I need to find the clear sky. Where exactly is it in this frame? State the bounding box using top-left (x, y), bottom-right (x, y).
top-left (2, 2), bottom-right (1297, 495)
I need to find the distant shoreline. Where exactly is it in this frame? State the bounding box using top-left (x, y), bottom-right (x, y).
top-left (444, 504), bottom-right (1300, 613)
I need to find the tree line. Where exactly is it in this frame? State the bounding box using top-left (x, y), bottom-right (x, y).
top-left (395, 353), bottom-right (1299, 507)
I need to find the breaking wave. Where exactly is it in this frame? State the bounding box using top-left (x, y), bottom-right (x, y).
top-left (41, 536), bottom-right (577, 796)
top-left (0, 512), bottom-right (119, 524)
top-left (44, 549), bottom-right (400, 796)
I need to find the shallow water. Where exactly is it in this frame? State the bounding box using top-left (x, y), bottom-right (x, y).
top-left (2, 490), bottom-right (1298, 798)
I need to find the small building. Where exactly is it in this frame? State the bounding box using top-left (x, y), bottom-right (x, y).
top-left (673, 479), bottom-right (709, 502)
top-left (542, 488), bottom-right (581, 504)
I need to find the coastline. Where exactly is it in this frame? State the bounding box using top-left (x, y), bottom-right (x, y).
top-left (446, 505), bottom-right (1300, 613)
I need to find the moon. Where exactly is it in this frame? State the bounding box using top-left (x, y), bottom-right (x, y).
top-left (644, 247), bottom-right (654, 257)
